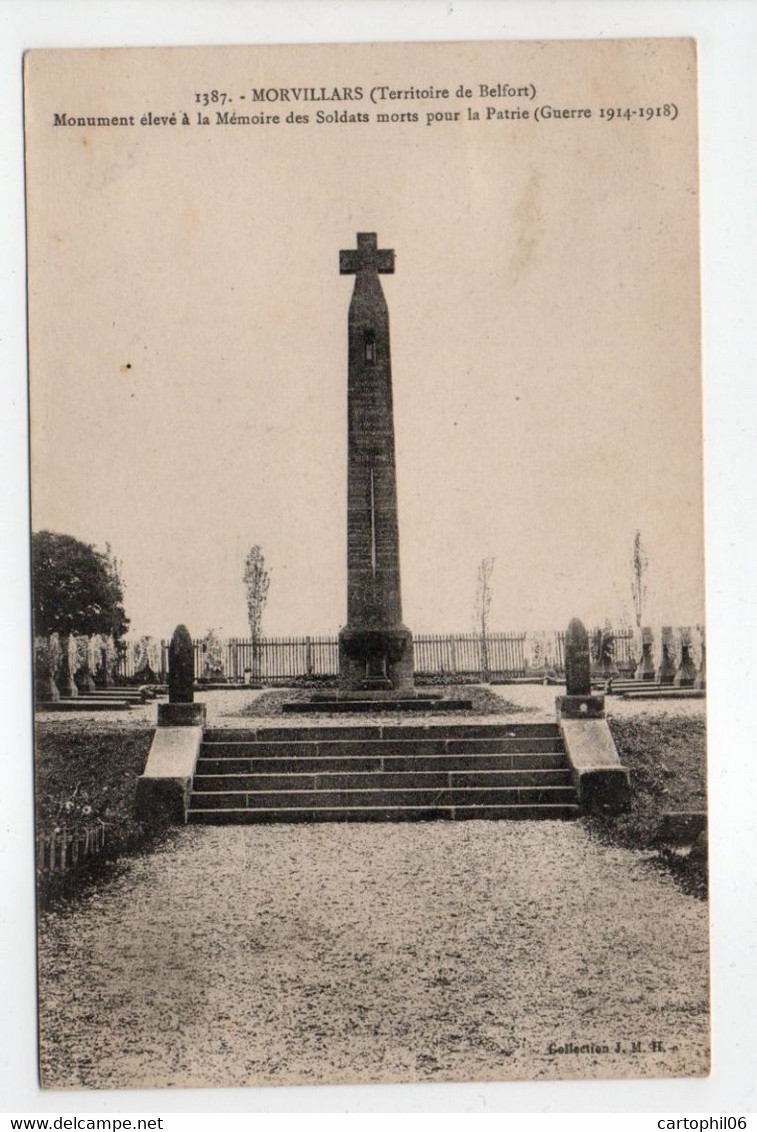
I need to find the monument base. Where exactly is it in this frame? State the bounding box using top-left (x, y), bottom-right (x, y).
top-left (310, 688), bottom-right (442, 702)
top-left (556, 694), bottom-right (606, 720)
top-left (282, 695), bottom-right (473, 714)
top-left (158, 702), bottom-right (206, 727)
top-left (338, 624), bottom-right (415, 693)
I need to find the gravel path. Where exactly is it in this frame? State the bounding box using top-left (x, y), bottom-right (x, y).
top-left (38, 821), bottom-right (709, 1089)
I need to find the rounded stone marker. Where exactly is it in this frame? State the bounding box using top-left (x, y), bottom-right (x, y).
top-left (168, 624), bottom-right (194, 704)
top-left (565, 617), bottom-right (591, 697)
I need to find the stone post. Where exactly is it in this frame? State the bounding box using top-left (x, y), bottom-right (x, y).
top-left (555, 616), bottom-right (630, 813)
top-left (673, 630), bottom-right (697, 687)
top-left (157, 624), bottom-right (205, 726)
top-left (635, 626), bottom-right (656, 681)
top-left (169, 624), bottom-right (194, 703)
top-left (34, 639), bottom-right (60, 703)
top-left (77, 638), bottom-right (96, 693)
top-left (694, 634), bottom-right (706, 690)
top-left (556, 617), bottom-right (605, 719)
top-left (565, 618), bottom-right (591, 695)
top-left (100, 643), bottom-right (115, 687)
top-left (656, 626), bottom-right (676, 685)
top-left (59, 634), bottom-right (78, 698)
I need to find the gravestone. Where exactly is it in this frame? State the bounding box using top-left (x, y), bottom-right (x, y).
top-left (557, 616), bottom-right (605, 719)
top-left (694, 632), bottom-right (706, 690)
top-left (337, 233), bottom-right (414, 693)
top-left (169, 624), bottom-right (195, 703)
top-left (674, 630), bottom-right (697, 687)
top-left (59, 634), bottom-right (78, 698)
top-left (635, 626), bottom-right (656, 681)
top-left (99, 642), bottom-right (115, 688)
top-left (656, 625), bottom-right (677, 685)
top-left (157, 624), bottom-right (205, 726)
top-left (565, 618), bottom-right (591, 695)
top-left (34, 638), bottom-right (60, 703)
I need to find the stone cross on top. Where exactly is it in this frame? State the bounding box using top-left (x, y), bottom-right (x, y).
top-left (339, 232), bottom-right (395, 276)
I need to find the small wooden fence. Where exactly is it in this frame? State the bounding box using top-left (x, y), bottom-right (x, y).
top-left (36, 822), bottom-right (107, 874)
top-left (117, 629), bottom-right (637, 684)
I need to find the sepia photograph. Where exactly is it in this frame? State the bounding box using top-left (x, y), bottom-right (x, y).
top-left (22, 35), bottom-right (710, 1093)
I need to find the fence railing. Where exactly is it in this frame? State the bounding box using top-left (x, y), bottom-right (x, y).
top-left (36, 822), bottom-right (107, 874)
top-left (414, 632), bottom-right (529, 676)
top-left (116, 629), bottom-right (639, 683)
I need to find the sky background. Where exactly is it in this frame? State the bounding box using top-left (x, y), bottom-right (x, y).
top-left (26, 39), bottom-right (703, 640)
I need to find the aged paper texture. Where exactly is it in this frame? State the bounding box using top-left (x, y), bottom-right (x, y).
top-left (25, 39), bottom-right (708, 1090)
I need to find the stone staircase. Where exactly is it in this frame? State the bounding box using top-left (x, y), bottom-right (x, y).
top-left (188, 722), bottom-right (579, 824)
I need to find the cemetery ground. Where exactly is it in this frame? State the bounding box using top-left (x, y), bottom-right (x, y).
top-left (35, 687), bottom-right (709, 1088)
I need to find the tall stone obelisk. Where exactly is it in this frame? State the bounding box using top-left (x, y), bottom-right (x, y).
top-left (338, 233), bottom-right (414, 692)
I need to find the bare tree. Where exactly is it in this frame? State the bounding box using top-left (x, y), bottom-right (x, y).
top-left (630, 530), bottom-right (648, 629)
top-left (243, 546), bottom-right (270, 677)
top-left (476, 556), bottom-right (496, 678)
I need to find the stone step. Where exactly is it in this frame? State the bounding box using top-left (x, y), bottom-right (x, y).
top-left (620, 688), bottom-right (704, 700)
top-left (190, 786), bottom-right (577, 810)
top-left (196, 682), bottom-right (262, 690)
top-left (608, 681), bottom-right (663, 692)
top-left (200, 736), bottom-right (564, 758)
top-left (282, 698), bottom-right (473, 713)
top-left (202, 722), bottom-right (560, 743)
top-left (195, 752), bottom-right (570, 775)
top-left (36, 699), bottom-right (132, 712)
top-left (79, 688), bottom-right (144, 697)
top-left (193, 768), bottom-right (573, 792)
top-left (187, 804), bottom-right (580, 824)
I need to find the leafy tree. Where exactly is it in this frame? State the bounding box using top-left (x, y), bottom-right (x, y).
top-left (243, 546), bottom-right (270, 680)
top-left (31, 530), bottom-right (129, 639)
top-left (630, 530), bottom-right (648, 629)
top-left (475, 556), bottom-right (495, 676)
top-left (243, 545), bottom-right (270, 641)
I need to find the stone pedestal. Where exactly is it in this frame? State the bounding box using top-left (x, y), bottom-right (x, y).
top-left (158, 701), bottom-right (206, 727)
top-left (556, 693), bottom-right (606, 719)
top-left (338, 624), bottom-right (414, 693)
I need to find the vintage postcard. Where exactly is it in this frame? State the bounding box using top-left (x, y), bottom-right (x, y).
top-left (25, 38), bottom-right (707, 1089)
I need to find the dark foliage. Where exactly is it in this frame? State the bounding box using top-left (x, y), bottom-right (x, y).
top-left (32, 530), bottom-right (129, 639)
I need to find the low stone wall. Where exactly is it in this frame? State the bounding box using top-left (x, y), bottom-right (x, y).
top-left (559, 716), bottom-right (631, 814)
top-left (136, 725), bottom-right (204, 826)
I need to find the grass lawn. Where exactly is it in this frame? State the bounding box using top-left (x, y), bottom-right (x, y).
top-left (34, 723), bottom-right (162, 906)
top-left (598, 711), bottom-right (708, 897)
